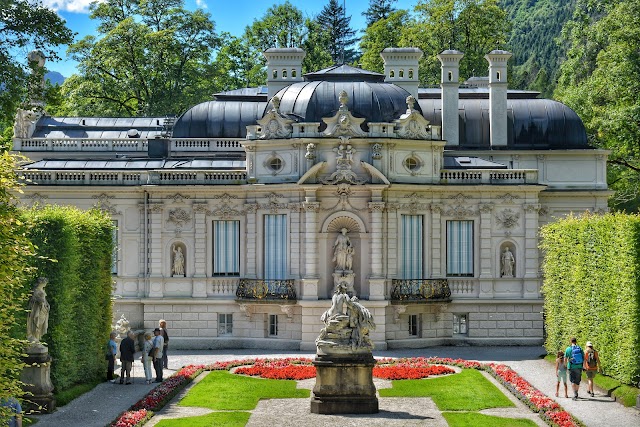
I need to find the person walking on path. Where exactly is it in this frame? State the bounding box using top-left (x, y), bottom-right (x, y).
top-left (106, 332), bottom-right (117, 382)
top-left (565, 337), bottom-right (585, 400)
top-left (583, 341), bottom-right (601, 397)
top-left (141, 332), bottom-right (154, 384)
top-left (0, 396), bottom-right (22, 427)
top-left (555, 350), bottom-right (568, 398)
top-left (159, 319), bottom-right (169, 369)
top-left (119, 331), bottom-right (136, 385)
top-left (152, 328), bottom-right (164, 382)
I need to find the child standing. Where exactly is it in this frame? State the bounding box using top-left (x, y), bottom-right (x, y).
top-left (555, 350), bottom-right (568, 398)
top-left (141, 332), bottom-right (154, 384)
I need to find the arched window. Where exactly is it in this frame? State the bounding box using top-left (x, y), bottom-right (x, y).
top-left (448, 71), bottom-right (453, 82)
top-left (408, 69), bottom-right (414, 79)
top-left (399, 69), bottom-right (404, 78)
top-left (291, 69), bottom-right (296, 78)
top-left (282, 69), bottom-right (287, 78)
top-left (390, 70), bottom-right (395, 78)
top-left (272, 69), bottom-right (278, 79)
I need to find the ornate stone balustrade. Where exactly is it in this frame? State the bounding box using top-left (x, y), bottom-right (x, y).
top-left (209, 278), bottom-right (239, 298)
top-left (448, 278), bottom-right (479, 297)
top-left (15, 138), bottom-right (243, 153)
top-left (21, 170), bottom-right (247, 185)
top-left (440, 169), bottom-right (538, 184)
top-left (235, 279), bottom-right (297, 301)
top-left (390, 279), bottom-right (451, 302)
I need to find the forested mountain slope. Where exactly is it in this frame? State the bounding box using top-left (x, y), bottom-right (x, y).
top-left (499, 0), bottom-right (577, 96)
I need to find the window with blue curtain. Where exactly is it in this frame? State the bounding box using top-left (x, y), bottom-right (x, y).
top-left (401, 215), bottom-right (423, 279)
top-left (213, 220), bottom-right (240, 276)
top-left (446, 220), bottom-right (474, 276)
top-left (264, 214), bottom-right (287, 279)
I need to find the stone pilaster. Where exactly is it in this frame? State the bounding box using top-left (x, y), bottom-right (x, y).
top-left (430, 205), bottom-right (442, 277)
top-left (148, 203), bottom-right (164, 298)
top-left (368, 202), bottom-right (385, 277)
top-left (302, 202), bottom-right (320, 300)
top-left (244, 203), bottom-right (258, 278)
top-left (193, 203), bottom-right (208, 277)
top-left (523, 203), bottom-right (541, 298)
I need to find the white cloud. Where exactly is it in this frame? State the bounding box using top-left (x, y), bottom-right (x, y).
top-left (195, 0), bottom-right (207, 9)
top-left (42, 0), bottom-right (102, 14)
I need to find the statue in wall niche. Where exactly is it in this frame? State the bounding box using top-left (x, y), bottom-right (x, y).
top-left (316, 283), bottom-right (376, 353)
top-left (332, 228), bottom-right (353, 272)
top-left (27, 277), bottom-right (50, 343)
top-left (501, 246), bottom-right (515, 278)
top-left (172, 244), bottom-right (185, 277)
top-left (115, 314), bottom-right (130, 337)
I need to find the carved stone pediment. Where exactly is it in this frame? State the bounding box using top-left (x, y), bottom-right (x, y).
top-left (395, 96), bottom-right (433, 140)
top-left (256, 96), bottom-right (293, 139)
top-left (322, 91), bottom-right (366, 137)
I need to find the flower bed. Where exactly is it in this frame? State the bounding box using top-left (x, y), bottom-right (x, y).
top-left (107, 356), bottom-right (584, 427)
top-left (108, 364), bottom-right (204, 427)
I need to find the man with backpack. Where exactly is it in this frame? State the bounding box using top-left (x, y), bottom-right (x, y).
top-left (564, 337), bottom-right (584, 400)
top-left (583, 341), bottom-right (601, 397)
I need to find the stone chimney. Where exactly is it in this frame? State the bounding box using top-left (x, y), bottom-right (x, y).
top-left (485, 50), bottom-right (512, 147)
top-left (380, 48), bottom-right (422, 99)
top-left (437, 50), bottom-right (464, 146)
top-left (263, 48), bottom-right (306, 100)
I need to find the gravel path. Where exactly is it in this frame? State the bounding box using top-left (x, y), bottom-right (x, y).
top-left (30, 346), bottom-right (639, 427)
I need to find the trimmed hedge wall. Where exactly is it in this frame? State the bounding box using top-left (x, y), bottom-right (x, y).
top-left (23, 206), bottom-right (114, 392)
top-left (540, 213), bottom-right (640, 385)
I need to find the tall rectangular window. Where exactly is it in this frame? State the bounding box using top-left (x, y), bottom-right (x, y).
top-left (269, 314), bottom-right (279, 336)
top-left (213, 220), bottom-right (240, 276)
top-left (218, 313), bottom-right (233, 335)
top-left (409, 314), bottom-right (419, 336)
top-left (111, 220), bottom-right (118, 274)
top-left (264, 214), bottom-right (287, 279)
top-left (453, 314), bottom-right (468, 335)
top-left (446, 220), bottom-right (473, 276)
top-left (401, 215), bottom-right (423, 279)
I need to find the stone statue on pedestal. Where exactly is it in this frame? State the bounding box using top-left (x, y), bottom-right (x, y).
top-left (332, 228), bottom-right (352, 272)
top-left (501, 246), bottom-right (515, 278)
top-left (27, 277), bottom-right (50, 344)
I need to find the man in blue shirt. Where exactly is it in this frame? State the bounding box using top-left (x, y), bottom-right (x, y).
top-left (0, 396), bottom-right (22, 427)
top-left (106, 332), bottom-right (117, 382)
top-left (564, 337), bottom-right (584, 400)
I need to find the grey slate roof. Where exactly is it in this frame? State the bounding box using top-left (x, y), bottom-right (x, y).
top-left (32, 116), bottom-right (164, 139)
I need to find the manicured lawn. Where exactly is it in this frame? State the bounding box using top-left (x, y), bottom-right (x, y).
top-left (379, 369), bottom-right (515, 411)
top-left (443, 412), bottom-right (538, 427)
top-left (178, 371), bottom-right (310, 410)
top-left (155, 412), bottom-right (250, 427)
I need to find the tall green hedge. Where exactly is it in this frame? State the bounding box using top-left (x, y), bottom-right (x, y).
top-left (540, 213), bottom-right (640, 385)
top-left (23, 206), bottom-right (114, 391)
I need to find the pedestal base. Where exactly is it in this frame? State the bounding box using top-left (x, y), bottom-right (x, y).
top-left (21, 349), bottom-right (55, 414)
top-left (310, 353), bottom-right (379, 414)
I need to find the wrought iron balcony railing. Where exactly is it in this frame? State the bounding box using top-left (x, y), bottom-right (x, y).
top-left (235, 279), bottom-right (296, 301)
top-left (390, 279), bottom-right (451, 302)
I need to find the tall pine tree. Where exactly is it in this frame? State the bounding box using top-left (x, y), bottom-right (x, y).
top-left (363, 0), bottom-right (398, 27)
top-left (317, 0), bottom-right (359, 64)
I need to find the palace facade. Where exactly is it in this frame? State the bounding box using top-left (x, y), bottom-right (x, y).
top-left (12, 48), bottom-right (610, 350)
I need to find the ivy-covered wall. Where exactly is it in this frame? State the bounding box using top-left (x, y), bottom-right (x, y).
top-left (23, 206), bottom-right (114, 392)
top-left (540, 213), bottom-right (640, 385)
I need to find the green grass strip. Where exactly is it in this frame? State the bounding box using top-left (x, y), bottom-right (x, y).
top-left (54, 380), bottom-right (102, 407)
top-left (443, 412), bottom-right (538, 427)
top-left (178, 371), bottom-right (310, 410)
top-left (154, 411), bottom-right (251, 427)
top-left (379, 369), bottom-right (515, 411)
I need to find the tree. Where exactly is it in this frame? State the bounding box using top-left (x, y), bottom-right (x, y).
top-left (317, 0), bottom-right (360, 64)
top-left (363, 0), bottom-right (398, 27)
top-left (58, 0), bottom-right (218, 117)
top-left (555, 0), bottom-right (640, 212)
top-left (402, 0), bottom-right (510, 85)
top-left (359, 10), bottom-right (410, 72)
top-left (0, 152), bottom-right (35, 414)
top-left (0, 0), bottom-right (73, 129)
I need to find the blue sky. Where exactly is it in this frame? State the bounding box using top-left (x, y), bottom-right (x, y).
top-left (43, 0), bottom-right (419, 77)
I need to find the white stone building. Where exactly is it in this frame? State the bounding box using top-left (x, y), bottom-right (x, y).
top-left (13, 48), bottom-right (610, 350)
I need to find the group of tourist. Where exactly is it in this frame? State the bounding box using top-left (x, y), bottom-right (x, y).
top-left (106, 319), bottom-right (169, 385)
top-left (555, 337), bottom-right (602, 400)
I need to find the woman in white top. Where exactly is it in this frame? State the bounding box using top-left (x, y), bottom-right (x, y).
top-left (141, 332), bottom-right (154, 384)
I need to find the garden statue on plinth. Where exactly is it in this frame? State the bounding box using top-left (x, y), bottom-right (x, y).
top-left (311, 279), bottom-right (379, 413)
top-left (22, 277), bottom-right (55, 413)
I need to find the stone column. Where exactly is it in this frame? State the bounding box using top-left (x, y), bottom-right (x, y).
top-left (368, 202), bottom-right (386, 300)
top-left (430, 205), bottom-right (442, 277)
top-left (523, 203), bottom-right (541, 298)
top-left (192, 202), bottom-right (208, 297)
top-left (244, 203), bottom-right (258, 278)
top-left (478, 202), bottom-right (494, 298)
top-left (302, 202), bottom-right (320, 300)
top-left (148, 203), bottom-right (164, 298)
